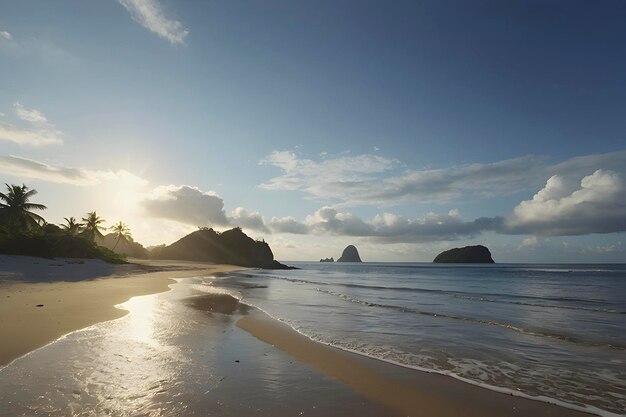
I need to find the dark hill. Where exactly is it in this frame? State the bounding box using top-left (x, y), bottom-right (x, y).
top-left (97, 233), bottom-right (149, 258)
top-left (433, 245), bottom-right (495, 263)
top-left (150, 227), bottom-right (294, 269)
top-left (337, 245), bottom-right (362, 262)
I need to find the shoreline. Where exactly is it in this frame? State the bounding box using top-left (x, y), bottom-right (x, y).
top-left (237, 310), bottom-right (597, 417)
top-left (1, 261), bottom-right (618, 416)
top-left (0, 256), bottom-right (245, 367)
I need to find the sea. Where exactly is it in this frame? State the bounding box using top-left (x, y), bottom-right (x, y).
top-left (217, 262), bottom-right (626, 416)
top-left (1, 262), bottom-right (624, 416)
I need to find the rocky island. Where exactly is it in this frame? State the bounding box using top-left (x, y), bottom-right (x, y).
top-left (433, 245), bottom-right (494, 263)
top-left (337, 245), bottom-right (362, 262)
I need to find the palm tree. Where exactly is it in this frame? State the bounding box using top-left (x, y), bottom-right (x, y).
top-left (110, 221), bottom-right (132, 250)
top-left (81, 211), bottom-right (106, 242)
top-left (61, 217), bottom-right (83, 236)
top-left (0, 184), bottom-right (47, 233)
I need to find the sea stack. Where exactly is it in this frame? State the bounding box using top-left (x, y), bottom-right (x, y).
top-left (337, 245), bottom-right (362, 262)
top-left (433, 245), bottom-right (494, 263)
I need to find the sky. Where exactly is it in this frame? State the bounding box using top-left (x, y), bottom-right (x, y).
top-left (0, 0), bottom-right (625, 262)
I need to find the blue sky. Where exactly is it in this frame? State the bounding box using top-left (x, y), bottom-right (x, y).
top-left (1, 0), bottom-right (625, 262)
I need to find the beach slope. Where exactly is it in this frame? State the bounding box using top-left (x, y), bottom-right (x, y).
top-left (0, 255), bottom-right (242, 366)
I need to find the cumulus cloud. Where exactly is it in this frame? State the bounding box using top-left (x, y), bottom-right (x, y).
top-left (0, 155), bottom-right (145, 186)
top-left (266, 216), bottom-right (310, 234)
top-left (231, 207), bottom-right (269, 233)
top-left (255, 206), bottom-right (502, 244)
top-left (138, 180), bottom-right (502, 242)
top-left (506, 169), bottom-right (626, 236)
top-left (118, 0), bottom-right (189, 45)
top-left (216, 157), bottom-right (626, 241)
top-left (0, 103), bottom-right (63, 146)
top-left (0, 31), bottom-right (12, 41)
top-left (260, 150), bottom-right (626, 207)
top-left (142, 185), bottom-right (229, 226)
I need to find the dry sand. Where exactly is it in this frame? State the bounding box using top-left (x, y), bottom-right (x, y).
top-left (0, 255), bottom-right (243, 366)
top-left (238, 311), bottom-right (593, 417)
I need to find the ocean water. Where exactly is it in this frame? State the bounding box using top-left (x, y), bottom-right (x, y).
top-left (213, 262), bottom-right (626, 416)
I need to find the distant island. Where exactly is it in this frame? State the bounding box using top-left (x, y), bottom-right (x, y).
top-left (433, 245), bottom-right (495, 263)
top-left (320, 257), bottom-right (334, 262)
top-left (150, 227), bottom-right (294, 269)
top-left (337, 245), bottom-right (362, 262)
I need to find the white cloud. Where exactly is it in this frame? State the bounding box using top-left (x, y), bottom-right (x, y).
top-left (507, 169), bottom-right (626, 235)
top-left (118, 0), bottom-right (189, 45)
top-left (260, 150), bottom-right (399, 202)
top-left (585, 244), bottom-right (618, 254)
top-left (0, 122), bottom-right (63, 146)
top-left (518, 236), bottom-right (540, 250)
top-left (14, 102), bottom-right (48, 123)
top-left (267, 216), bottom-right (310, 234)
top-left (231, 207), bottom-right (269, 232)
top-left (257, 206), bottom-right (502, 244)
top-left (260, 150), bottom-right (626, 207)
top-left (261, 150), bottom-right (546, 205)
top-left (0, 31), bottom-right (12, 41)
top-left (0, 155), bottom-right (146, 186)
top-left (142, 185), bottom-right (229, 226)
top-left (0, 103), bottom-right (63, 146)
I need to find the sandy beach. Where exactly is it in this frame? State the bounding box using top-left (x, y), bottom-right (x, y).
top-left (0, 255), bottom-right (243, 367)
top-left (0, 257), bottom-right (605, 416)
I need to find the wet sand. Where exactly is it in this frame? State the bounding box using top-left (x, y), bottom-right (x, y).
top-left (238, 310), bottom-right (594, 417)
top-left (1, 279), bottom-right (392, 417)
top-left (0, 256), bottom-right (243, 366)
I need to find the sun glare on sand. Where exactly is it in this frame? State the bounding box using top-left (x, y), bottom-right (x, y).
top-left (118, 295), bottom-right (160, 347)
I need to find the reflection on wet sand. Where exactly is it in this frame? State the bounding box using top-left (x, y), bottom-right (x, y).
top-left (0, 278), bottom-right (389, 417)
top-left (185, 293), bottom-right (249, 315)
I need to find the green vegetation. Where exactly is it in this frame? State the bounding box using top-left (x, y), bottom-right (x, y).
top-left (0, 183), bottom-right (127, 264)
top-left (82, 211), bottom-right (106, 242)
top-left (0, 184), bottom-right (47, 234)
top-left (110, 221), bottom-right (131, 250)
top-left (61, 217), bottom-right (82, 236)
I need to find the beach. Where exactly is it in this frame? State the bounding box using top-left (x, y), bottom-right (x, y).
top-left (1, 258), bottom-right (620, 416)
top-left (0, 255), bottom-right (243, 367)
